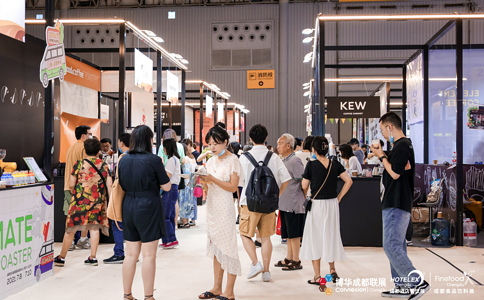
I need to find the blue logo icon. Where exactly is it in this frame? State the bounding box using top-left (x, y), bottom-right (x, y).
top-left (325, 274), bottom-right (333, 283)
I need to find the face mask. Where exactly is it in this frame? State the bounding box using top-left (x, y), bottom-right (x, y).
top-left (217, 149), bottom-right (226, 156)
top-left (311, 153), bottom-right (317, 160)
top-left (388, 127), bottom-right (394, 144)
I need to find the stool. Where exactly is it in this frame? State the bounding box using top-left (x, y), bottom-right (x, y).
top-left (416, 201), bottom-right (439, 243)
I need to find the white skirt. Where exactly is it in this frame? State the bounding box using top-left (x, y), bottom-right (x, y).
top-left (301, 198), bottom-right (347, 262)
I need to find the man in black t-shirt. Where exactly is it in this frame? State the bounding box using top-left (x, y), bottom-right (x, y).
top-left (370, 112), bottom-right (430, 299)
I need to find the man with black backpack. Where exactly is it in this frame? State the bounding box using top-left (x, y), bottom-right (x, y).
top-left (239, 124), bottom-right (291, 283)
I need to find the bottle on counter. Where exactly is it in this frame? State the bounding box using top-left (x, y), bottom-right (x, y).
top-left (452, 152), bottom-right (457, 166)
top-left (431, 212), bottom-right (450, 246)
top-left (3, 172), bottom-right (13, 187)
top-left (29, 171), bottom-right (36, 184)
top-left (463, 218), bottom-right (477, 247)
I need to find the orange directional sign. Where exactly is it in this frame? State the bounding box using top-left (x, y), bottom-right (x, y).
top-left (247, 69), bottom-right (275, 89)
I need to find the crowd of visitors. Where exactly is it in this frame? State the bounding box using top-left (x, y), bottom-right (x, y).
top-left (53, 111), bottom-right (429, 300)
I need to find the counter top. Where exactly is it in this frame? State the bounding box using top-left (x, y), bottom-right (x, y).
top-left (0, 182), bottom-right (51, 192)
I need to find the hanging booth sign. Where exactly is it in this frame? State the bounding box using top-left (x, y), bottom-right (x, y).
top-left (206, 95), bottom-right (213, 119)
top-left (327, 97), bottom-right (380, 119)
top-left (134, 49), bottom-right (153, 93)
top-left (217, 102), bottom-right (224, 122)
top-left (39, 21), bottom-right (66, 88)
top-left (407, 53), bottom-right (424, 125)
top-left (100, 104), bottom-right (109, 124)
top-left (167, 71), bottom-right (179, 104)
top-left (65, 56), bottom-right (101, 92)
top-left (247, 69), bottom-right (275, 89)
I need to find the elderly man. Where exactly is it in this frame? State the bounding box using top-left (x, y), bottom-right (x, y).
top-left (274, 133), bottom-right (306, 271)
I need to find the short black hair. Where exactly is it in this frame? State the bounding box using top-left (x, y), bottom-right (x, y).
top-left (380, 112), bottom-right (402, 130)
top-left (84, 138), bottom-right (101, 156)
top-left (205, 125), bottom-right (230, 145)
top-left (348, 138), bottom-right (359, 146)
top-left (311, 136), bottom-right (329, 156)
top-left (361, 144), bottom-right (368, 149)
top-left (100, 138), bottom-right (112, 145)
top-left (75, 125), bottom-right (91, 140)
top-left (129, 125), bottom-right (153, 154)
top-left (163, 138), bottom-right (180, 159)
top-left (230, 141), bottom-right (241, 155)
top-left (294, 137), bottom-right (303, 150)
top-left (118, 133), bottom-right (131, 148)
top-left (339, 144), bottom-right (355, 160)
top-left (302, 136), bottom-right (315, 151)
top-left (249, 124), bottom-right (268, 144)
top-left (215, 122), bottom-right (226, 129)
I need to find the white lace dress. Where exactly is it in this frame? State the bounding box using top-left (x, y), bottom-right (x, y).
top-left (205, 154), bottom-right (244, 276)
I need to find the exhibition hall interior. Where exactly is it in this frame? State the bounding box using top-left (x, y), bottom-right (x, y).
top-left (1, 0), bottom-right (484, 299)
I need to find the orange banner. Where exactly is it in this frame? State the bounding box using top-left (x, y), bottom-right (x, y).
top-left (195, 111), bottom-right (239, 146)
top-left (60, 112), bottom-right (101, 163)
top-left (65, 56), bottom-right (101, 91)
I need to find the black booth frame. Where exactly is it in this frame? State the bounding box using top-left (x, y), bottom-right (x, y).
top-left (311, 15), bottom-right (482, 247)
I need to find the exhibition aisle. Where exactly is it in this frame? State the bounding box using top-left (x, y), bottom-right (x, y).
top-left (6, 206), bottom-right (484, 300)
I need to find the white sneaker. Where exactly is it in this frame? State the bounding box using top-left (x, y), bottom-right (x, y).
top-left (247, 262), bottom-right (264, 279)
top-left (262, 271), bottom-right (271, 282)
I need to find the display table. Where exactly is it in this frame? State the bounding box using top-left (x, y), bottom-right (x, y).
top-left (337, 177), bottom-right (383, 247)
top-left (0, 184), bottom-right (54, 300)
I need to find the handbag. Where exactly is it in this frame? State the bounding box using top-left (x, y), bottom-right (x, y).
top-left (107, 153), bottom-right (126, 230)
top-left (303, 160), bottom-right (332, 212)
top-left (193, 177), bottom-right (203, 198)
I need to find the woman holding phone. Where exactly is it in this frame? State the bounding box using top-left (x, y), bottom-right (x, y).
top-left (197, 126), bottom-right (244, 300)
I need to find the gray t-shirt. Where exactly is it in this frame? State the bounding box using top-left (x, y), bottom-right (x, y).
top-left (279, 153), bottom-right (306, 214)
top-left (354, 149), bottom-right (365, 165)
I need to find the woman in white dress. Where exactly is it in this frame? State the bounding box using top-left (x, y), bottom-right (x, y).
top-left (301, 136), bottom-right (353, 285)
top-left (198, 126), bottom-right (244, 300)
top-left (339, 144), bottom-right (363, 175)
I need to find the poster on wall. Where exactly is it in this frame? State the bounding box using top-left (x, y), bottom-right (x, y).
top-left (0, 185), bottom-right (55, 300)
top-left (217, 103), bottom-right (224, 122)
top-left (407, 53), bottom-right (424, 125)
top-left (100, 104), bottom-right (109, 124)
top-left (40, 21), bottom-right (66, 88)
top-left (0, 0), bottom-right (25, 42)
top-left (60, 113), bottom-right (101, 163)
top-left (60, 81), bottom-right (98, 119)
top-left (134, 49), bottom-right (153, 93)
top-left (131, 92), bottom-right (154, 131)
top-left (167, 71), bottom-right (179, 105)
top-left (206, 95), bottom-right (213, 119)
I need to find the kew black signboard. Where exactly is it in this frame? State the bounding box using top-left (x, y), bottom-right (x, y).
top-left (327, 97), bottom-right (381, 119)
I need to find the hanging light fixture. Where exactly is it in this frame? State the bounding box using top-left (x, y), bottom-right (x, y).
top-left (303, 37), bottom-right (314, 44)
top-left (302, 28), bottom-right (314, 35)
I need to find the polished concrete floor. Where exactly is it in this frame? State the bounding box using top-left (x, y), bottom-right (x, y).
top-left (7, 206), bottom-right (484, 300)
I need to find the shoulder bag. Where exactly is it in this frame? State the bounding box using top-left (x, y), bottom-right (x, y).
top-left (303, 160), bottom-right (332, 212)
top-left (84, 159), bottom-right (108, 197)
top-left (107, 154), bottom-right (126, 230)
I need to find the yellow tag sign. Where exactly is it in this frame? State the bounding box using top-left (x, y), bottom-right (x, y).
top-left (247, 69), bottom-right (275, 89)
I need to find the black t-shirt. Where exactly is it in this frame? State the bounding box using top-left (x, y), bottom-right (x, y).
top-left (381, 138), bottom-right (415, 213)
top-left (192, 150), bottom-right (202, 165)
top-left (302, 159), bottom-right (346, 200)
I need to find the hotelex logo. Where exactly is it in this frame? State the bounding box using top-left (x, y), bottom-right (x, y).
top-left (392, 270), bottom-right (425, 287)
top-left (434, 271), bottom-right (475, 288)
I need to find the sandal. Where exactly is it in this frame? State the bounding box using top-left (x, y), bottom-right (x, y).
top-left (274, 258), bottom-right (291, 267)
top-left (124, 294), bottom-right (137, 300)
top-left (307, 276), bottom-right (321, 285)
top-left (282, 260), bottom-right (303, 271)
top-left (331, 268), bottom-right (340, 283)
top-left (199, 291), bottom-right (220, 299)
top-left (178, 223), bottom-right (190, 229)
top-left (144, 295), bottom-right (154, 300)
top-left (215, 296), bottom-right (235, 300)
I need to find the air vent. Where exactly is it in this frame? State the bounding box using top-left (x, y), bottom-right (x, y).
top-left (212, 50), bottom-right (231, 67)
top-left (232, 49), bottom-right (251, 67)
top-left (444, 3), bottom-right (465, 8)
top-left (380, 5), bottom-right (397, 9)
top-left (412, 4), bottom-right (431, 9)
top-left (252, 49), bottom-right (271, 66)
top-left (347, 6), bottom-right (364, 10)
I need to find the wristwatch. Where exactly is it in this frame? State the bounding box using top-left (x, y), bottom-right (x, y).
top-left (379, 156), bottom-right (388, 162)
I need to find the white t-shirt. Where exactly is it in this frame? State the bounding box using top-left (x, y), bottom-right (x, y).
top-left (295, 151), bottom-right (312, 171)
top-left (165, 156), bottom-right (181, 185)
top-left (239, 145), bottom-right (292, 207)
top-left (345, 156), bottom-right (362, 174)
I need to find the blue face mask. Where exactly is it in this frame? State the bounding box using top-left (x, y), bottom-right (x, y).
top-left (388, 128), bottom-right (394, 144)
top-left (217, 149), bottom-right (226, 156)
top-left (311, 153), bottom-right (317, 160)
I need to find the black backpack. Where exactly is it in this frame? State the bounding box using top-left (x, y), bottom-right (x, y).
top-left (243, 151), bottom-right (280, 213)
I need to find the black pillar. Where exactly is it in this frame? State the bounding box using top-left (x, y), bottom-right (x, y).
top-left (402, 67), bottom-right (407, 136)
top-left (456, 19), bottom-right (464, 247)
top-left (43, 0), bottom-right (55, 181)
top-left (169, 101), bottom-right (173, 129)
top-left (181, 70), bottom-right (186, 140)
top-left (118, 22), bottom-right (126, 136)
top-left (224, 98), bottom-right (228, 125)
top-left (156, 50), bottom-right (162, 153)
top-left (319, 20), bottom-right (326, 136)
top-left (199, 83), bottom-right (204, 153)
top-left (423, 45), bottom-right (429, 164)
top-left (233, 106), bottom-right (236, 136)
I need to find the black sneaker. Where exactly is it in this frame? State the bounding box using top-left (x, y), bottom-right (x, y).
top-left (103, 255), bottom-right (125, 264)
top-left (236, 215), bottom-right (240, 225)
top-left (54, 255), bottom-right (65, 267)
top-left (408, 281), bottom-right (430, 300)
top-left (84, 256), bottom-right (98, 266)
top-left (254, 240), bottom-right (262, 248)
top-left (331, 271), bottom-right (340, 283)
top-left (381, 287), bottom-right (412, 298)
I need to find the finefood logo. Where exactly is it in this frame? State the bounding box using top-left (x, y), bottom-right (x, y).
top-left (435, 271), bottom-right (475, 288)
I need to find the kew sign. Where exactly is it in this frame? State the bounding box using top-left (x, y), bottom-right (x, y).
top-left (327, 97), bottom-right (381, 119)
